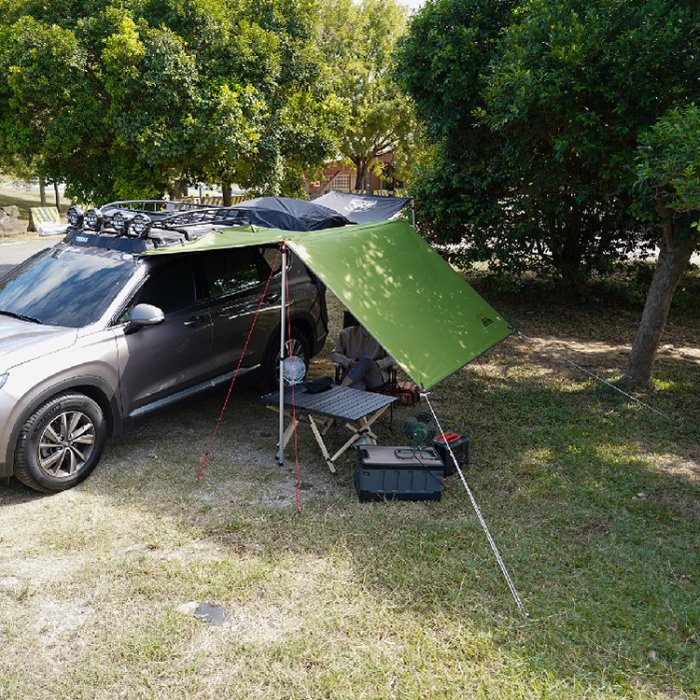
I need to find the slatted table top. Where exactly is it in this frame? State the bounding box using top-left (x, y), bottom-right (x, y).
top-left (263, 384), bottom-right (396, 422)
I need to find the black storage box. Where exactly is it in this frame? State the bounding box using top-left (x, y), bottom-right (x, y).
top-left (432, 432), bottom-right (469, 476)
top-left (355, 446), bottom-right (444, 502)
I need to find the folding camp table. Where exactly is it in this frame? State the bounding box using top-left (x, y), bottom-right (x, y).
top-left (263, 385), bottom-right (397, 473)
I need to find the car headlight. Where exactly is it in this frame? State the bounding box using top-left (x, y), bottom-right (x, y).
top-left (67, 205), bottom-right (84, 228)
top-left (85, 208), bottom-right (103, 231)
top-left (0, 373), bottom-right (8, 390)
top-left (130, 214), bottom-right (152, 237)
top-left (111, 212), bottom-right (126, 233)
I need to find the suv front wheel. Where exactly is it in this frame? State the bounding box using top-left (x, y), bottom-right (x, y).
top-left (14, 392), bottom-right (107, 493)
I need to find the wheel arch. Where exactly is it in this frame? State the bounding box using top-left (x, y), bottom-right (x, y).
top-left (262, 314), bottom-right (315, 360)
top-left (289, 315), bottom-right (314, 351)
top-left (4, 377), bottom-right (120, 477)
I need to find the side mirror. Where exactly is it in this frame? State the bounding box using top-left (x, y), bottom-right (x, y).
top-left (125, 303), bottom-right (164, 334)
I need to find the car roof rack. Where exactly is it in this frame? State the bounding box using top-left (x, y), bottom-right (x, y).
top-left (99, 200), bottom-right (251, 232)
top-left (102, 199), bottom-right (213, 213)
top-left (64, 200), bottom-right (254, 253)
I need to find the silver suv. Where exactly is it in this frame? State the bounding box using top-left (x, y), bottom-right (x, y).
top-left (0, 201), bottom-right (327, 492)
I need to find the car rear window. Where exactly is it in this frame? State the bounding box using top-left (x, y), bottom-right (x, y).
top-left (0, 246), bottom-right (136, 327)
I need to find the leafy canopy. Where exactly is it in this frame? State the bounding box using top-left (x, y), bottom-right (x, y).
top-left (318, 0), bottom-right (414, 190)
top-left (0, 0), bottom-right (340, 202)
top-left (397, 0), bottom-right (700, 282)
top-left (635, 104), bottom-right (700, 220)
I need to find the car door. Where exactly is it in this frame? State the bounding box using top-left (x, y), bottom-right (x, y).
top-left (200, 247), bottom-right (282, 376)
top-left (117, 255), bottom-right (215, 418)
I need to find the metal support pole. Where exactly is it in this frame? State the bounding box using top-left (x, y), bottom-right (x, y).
top-left (278, 242), bottom-right (287, 465)
top-left (411, 199), bottom-right (416, 228)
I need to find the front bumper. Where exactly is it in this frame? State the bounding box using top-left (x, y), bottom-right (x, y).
top-left (0, 388), bottom-right (17, 478)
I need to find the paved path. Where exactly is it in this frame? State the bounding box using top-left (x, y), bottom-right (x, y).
top-left (0, 237), bottom-right (59, 276)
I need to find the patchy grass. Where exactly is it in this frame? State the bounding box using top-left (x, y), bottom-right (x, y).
top-left (0, 182), bottom-right (71, 224)
top-left (0, 273), bottom-right (698, 699)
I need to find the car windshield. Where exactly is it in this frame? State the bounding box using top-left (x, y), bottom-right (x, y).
top-left (0, 246), bottom-right (136, 327)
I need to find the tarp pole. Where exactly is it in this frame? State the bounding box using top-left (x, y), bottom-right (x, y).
top-left (278, 242), bottom-right (287, 465)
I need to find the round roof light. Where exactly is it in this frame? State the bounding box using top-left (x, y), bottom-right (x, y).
top-left (67, 205), bottom-right (84, 228)
top-left (84, 208), bottom-right (103, 231)
top-left (111, 212), bottom-right (126, 233)
top-left (130, 213), bottom-right (152, 238)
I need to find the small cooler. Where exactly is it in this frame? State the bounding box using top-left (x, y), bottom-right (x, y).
top-left (432, 432), bottom-right (469, 476)
top-left (355, 446), bottom-right (444, 502)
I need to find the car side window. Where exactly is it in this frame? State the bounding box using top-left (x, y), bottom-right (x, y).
top-left (202, 248), bottom-right (267, 299)
top-left (133, 257), bottom-right (197, 315)
top-left (261, 245), bottom-right (283, 275)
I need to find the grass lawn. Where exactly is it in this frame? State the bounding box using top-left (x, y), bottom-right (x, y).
top-left (0, 269), bottom-right (697, 699)
top-left (0, 181), bottom-right (70, 225)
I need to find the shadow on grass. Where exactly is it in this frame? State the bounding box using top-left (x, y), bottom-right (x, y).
top-left (1, 363), bottom-right (690, 696)
top-left (0, 477), bottom-right (53, 505)
top-left (0, 291), bottom-right (697, 697)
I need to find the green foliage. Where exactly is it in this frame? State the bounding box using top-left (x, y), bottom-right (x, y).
top-left (0, 16), bottom-right (86, 185)
top-left (318, 0), bottom-right (414, 191)
top-left (397, 0), bottom-right (700, 284)
top-left (634, 104), bottom-right (700, 221)
top-left (0, 0), bottom-right (339, 202)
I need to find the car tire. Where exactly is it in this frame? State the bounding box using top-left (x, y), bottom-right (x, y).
top-left (260, 326), bottom-right (311, 392)
top-left (14, 392), bottom-right (107, 493)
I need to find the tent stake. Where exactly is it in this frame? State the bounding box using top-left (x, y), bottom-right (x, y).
top-left (278, 242), bottom-right (287, 465)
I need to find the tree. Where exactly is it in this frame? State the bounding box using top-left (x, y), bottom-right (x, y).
top-left (623, 105), bottom-right (700, 387)
top-left (0, 15), bottom-right (87, 199)
top-left (396, 0), bottom-right (699, 290)
top-left (0, 0), bottom-right (340, 202)
top-left (318, 0), bottom-right (414, 193)
top-left (0, 4), bottom-right (248, 202)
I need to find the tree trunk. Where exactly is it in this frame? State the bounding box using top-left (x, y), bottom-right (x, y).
top-left (623, 211), bottom-right (697, 387)
top-left (53, 181), bottom-right (60, 210)
top-left (354, 159), bottom-right (368, 194)
top-left (222, 182), bottom-right (232, 207)
top-left (39, 178), bottom-right (46, 206)
top-left (168, 178), bottom-right (188, 200)
top-left (555, 258), bottom-right (589, 299)
top-left (551, 202), bottom-right (589, 298)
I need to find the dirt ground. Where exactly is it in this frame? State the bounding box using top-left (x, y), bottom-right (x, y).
top-left (0, 278), bottom-right (698, 699)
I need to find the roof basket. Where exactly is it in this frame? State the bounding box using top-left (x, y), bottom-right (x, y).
top-left (150, 207), bottom-right (247, 232)
top-left (102, 199), bottom-right (215, 213)
top-left (70, 200), bottom-right (254, 240)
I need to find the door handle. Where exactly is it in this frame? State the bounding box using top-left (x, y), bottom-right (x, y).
top-left (184, 315), bottom-right (209, 328)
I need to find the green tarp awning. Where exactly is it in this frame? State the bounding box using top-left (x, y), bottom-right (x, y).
top-left (148, 220), bottom-right (512, 390)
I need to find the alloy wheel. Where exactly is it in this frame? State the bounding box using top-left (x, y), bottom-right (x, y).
top-left (276, 337), bottom-right (306, 367)
top-left (36, 410), bottom-right (96, 478)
